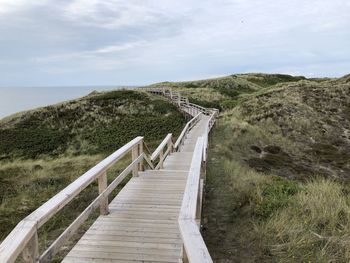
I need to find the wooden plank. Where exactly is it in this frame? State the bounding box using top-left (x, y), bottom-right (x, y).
top-left (77, 239), bottom-right (181, 250)
top-left (80, 234), bottom-right (182, 244)
top-left (71, 244), bottom-right (181, 257)
top-left (65, 250), bottom-right (180, 262)
top-left (108, 204), bottom-right (181, 210)
top-left (95, 220), bottom-right (178, 229)
top-left (63, 257), bottom-right (160, 263)
top-left (89, 225), bottom-right (180, 234)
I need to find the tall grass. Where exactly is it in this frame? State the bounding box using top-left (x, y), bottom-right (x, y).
top-left (260, 178), bottom-right (350, 262)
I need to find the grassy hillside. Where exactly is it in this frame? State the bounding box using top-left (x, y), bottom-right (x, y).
top-left (0, 89), bottom-right (186, 160)
top-left (0, 89), bottom-right (186, 260)
top-left (148, 73), bottom-right (350, 262)
top-left (149, 73), bottom-right (307, 110)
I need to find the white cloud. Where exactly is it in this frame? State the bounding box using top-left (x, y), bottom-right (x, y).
top-left (0, 0), bottom-right (349, 87)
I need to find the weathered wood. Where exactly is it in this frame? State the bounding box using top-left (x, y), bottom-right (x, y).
top-left (132, 145), bottom-right (139, 177)
top-left (174, 113), bottom-right (201, 151)
top-left (98, 172), bottom-right (109, 215)
top-left (179, 137), bottom-right (204, 220)
top-left (155, 146), bottom-right (172, 170)
top-left (151, 133), bottom-right (172, 161)
top-left (143, 153), bottom-right (155, 169)
top-left (179, 220), bottom-right (213, 263)
top-left (22, 232), bottom-right (38, 263)
top-left (139, 142), bottom-right (144, 171)
top-left (40, 155), bottom-right (144, 262)
top-left (159, 149), bottom-right (164, 168)
top-left (0, 137), bottom-right (143, 263)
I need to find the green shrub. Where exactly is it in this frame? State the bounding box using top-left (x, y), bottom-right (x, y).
top-left (254, 177), bottom-right (300, 218)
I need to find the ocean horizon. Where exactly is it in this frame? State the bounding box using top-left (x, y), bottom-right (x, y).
top-left (0, 85), bottom-right (139, 120)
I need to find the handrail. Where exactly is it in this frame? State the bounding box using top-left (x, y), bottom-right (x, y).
top-left (179, 137), bottom-right (213, 263)
top-left (0, 136), bottom-right (144, 263)
top-left (147, 88), bottom-right (218, 117)
top-left (1, 87), bottom-right (218, 263)
top-left (40, 154), bottom-right (144, 262)
top-left (151, 133), bottom-right (172, 161)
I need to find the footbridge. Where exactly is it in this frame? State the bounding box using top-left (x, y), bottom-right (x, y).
top-left (0, 89), bottom-right (218, 263)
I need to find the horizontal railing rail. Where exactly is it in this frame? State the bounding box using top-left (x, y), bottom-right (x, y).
top-left (179, 137), bottom-right (213, 263)
top-left (147, 88), bottom-right (218, 117)
top-left (174, 113), bottom-right (202, 151)
top-left (150, 133), bottom-right (173, 169)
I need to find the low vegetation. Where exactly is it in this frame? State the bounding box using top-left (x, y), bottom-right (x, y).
top-left (151, 73), bottom-right (350, 262)
top-left (0, 89), bottom-right (186, 260)
top-left (0, 89), bottom-right (186, 160)
top-left (1, 73), bottom-right (350, 262)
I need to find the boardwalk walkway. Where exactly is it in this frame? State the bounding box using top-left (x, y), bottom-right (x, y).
top-left (63, 115), bottom-right (210, 262)
top-left (0, 89), bottom-right (217, 263)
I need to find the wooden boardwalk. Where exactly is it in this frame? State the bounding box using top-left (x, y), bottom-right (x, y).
top-left (0, 89), bottom-right (217, 263)
top-left (63, 115), bottom-right (210, 262)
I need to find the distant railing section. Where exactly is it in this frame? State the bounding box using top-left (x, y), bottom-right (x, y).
top-left (146, 87), bottom-right (219, 117)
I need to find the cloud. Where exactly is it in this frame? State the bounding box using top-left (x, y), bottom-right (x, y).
top-left (0, 0), bottom-right (47, 14)
top-left (0, 0), bottom-right (349, 88)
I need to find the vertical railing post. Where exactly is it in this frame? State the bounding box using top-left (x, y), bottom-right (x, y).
top-left (182, 245), bottom-right (189, 263)
top-left (167, 135), bottom-right (173, 153)
top-left (98, 171), bottom-right (109, 215)
top-left (159, 149), bottom-right (164, 169)
top-left (132, 144), bottom-right (139, 177)
top-left (139, 140), bottom-right (144, 171)
top-left (22, 231), bottom-right (39, 263)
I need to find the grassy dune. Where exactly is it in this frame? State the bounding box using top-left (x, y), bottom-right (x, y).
top-left (0, 89), bottom-right (187, 261)
top-left (152, 73), bottom-right (350, 262)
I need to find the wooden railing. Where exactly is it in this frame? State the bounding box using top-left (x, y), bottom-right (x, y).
top-left (147, 87), bottom-right (218, 117)
top-left (179, 137), bottom-right (212, 263)
top-left (178, 108), bottom-right (218, 263)
top-left (0, 137), bottom-right (149, 263)
top-left (150, 133), bottom-right (173, 169)
top-left (148, 87), bottom-right (217, 263)
top-left (0, 88), bottom-right (218, 263)
top-left (174, 113), bottom-right (202, 151)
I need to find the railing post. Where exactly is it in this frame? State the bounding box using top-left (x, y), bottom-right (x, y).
top-left (22, 231), bottom-right (39, 263)
top-left (98, 171), bottom-right (109, 215)
top-left (159, 149), bottom-right (164, 169)
top-left (182, 245), bottom-right (189, 263)
top-left (167, 135), bottom-right (173, 153)
top-left (139, 140), bottom-right (144, 171)
top-left (132, 144), bottom-right (139, 177)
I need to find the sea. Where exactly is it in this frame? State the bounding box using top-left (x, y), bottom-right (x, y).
top-left (0, 86), bottom-right (138, 119)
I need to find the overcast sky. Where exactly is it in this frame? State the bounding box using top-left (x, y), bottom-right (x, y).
top-left (0, 0), bottom-right (349, 117)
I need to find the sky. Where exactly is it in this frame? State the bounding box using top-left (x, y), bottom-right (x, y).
top-left (0, 0), bottom-right (350, 117)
